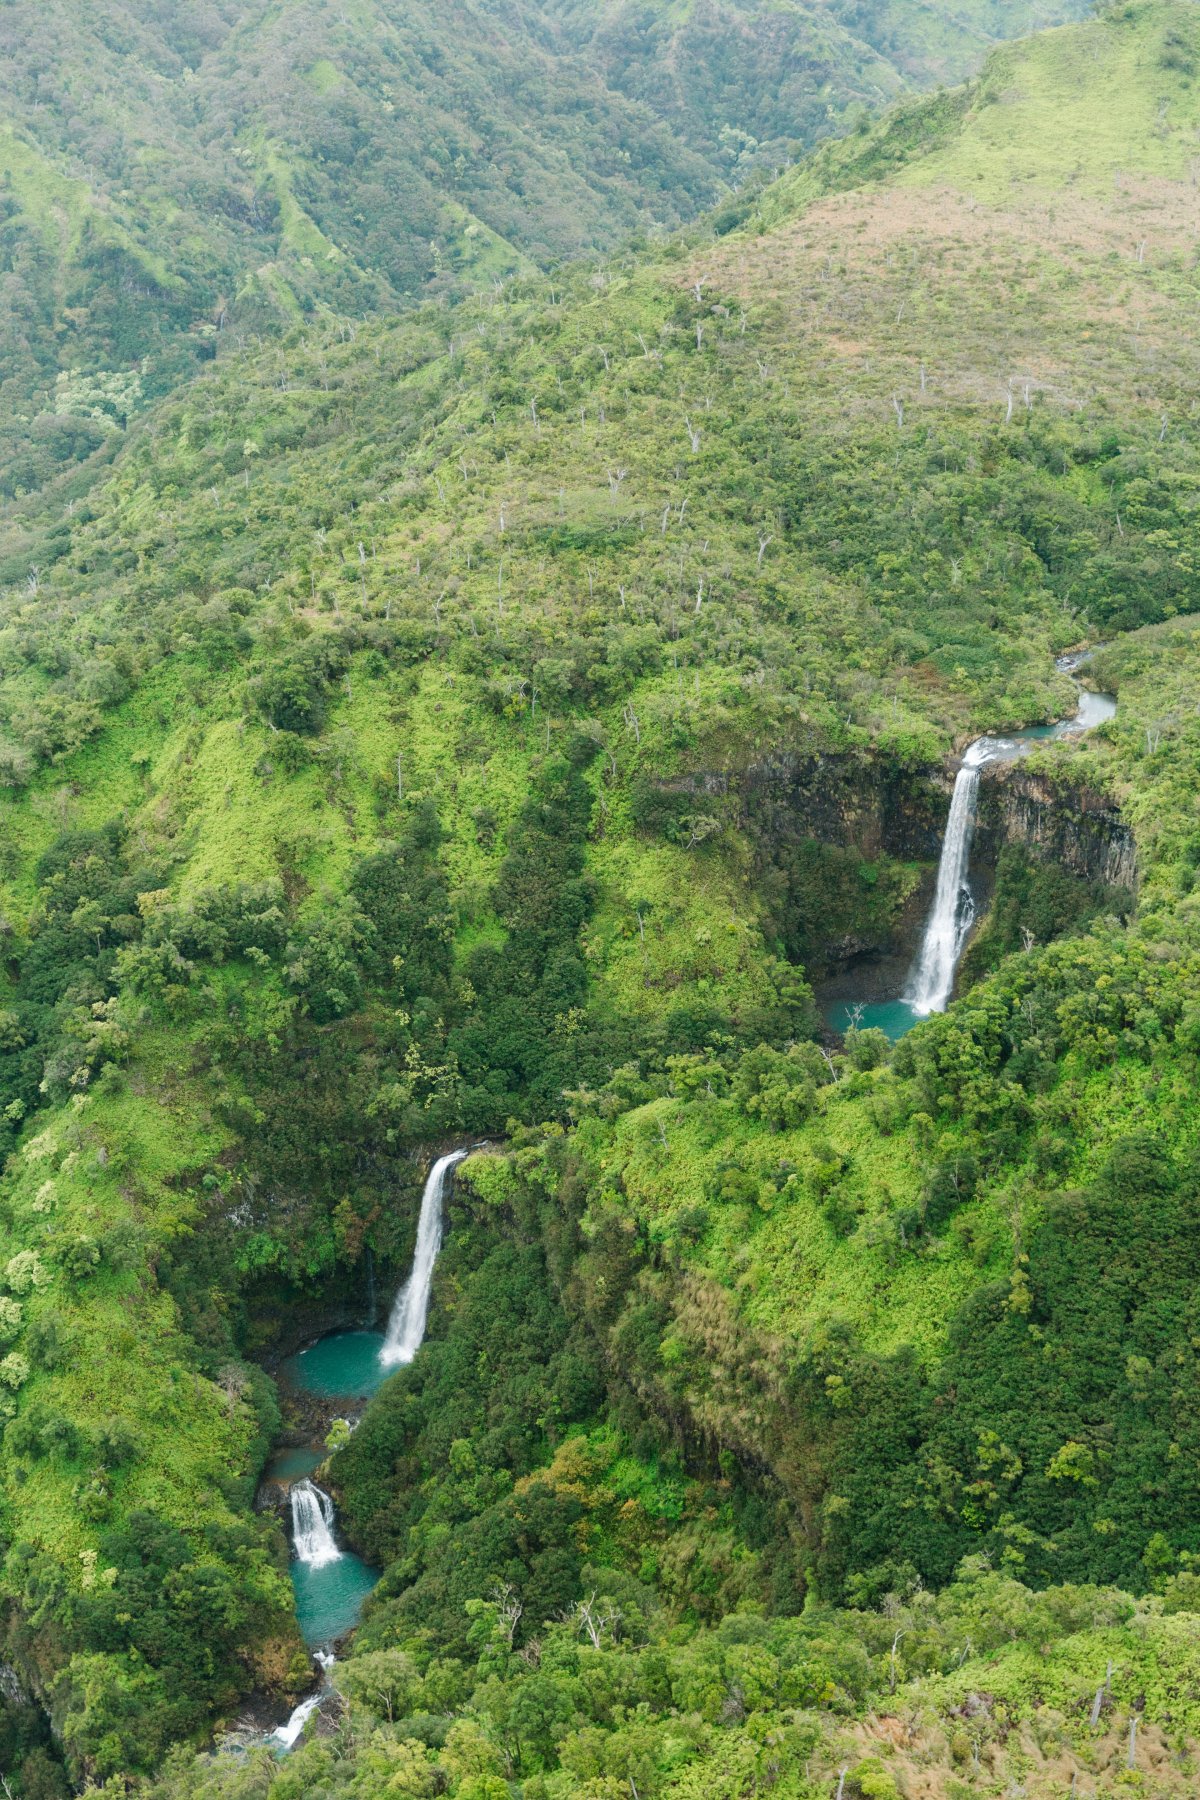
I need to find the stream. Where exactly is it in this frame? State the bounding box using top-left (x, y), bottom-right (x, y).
top-left (825, 656), bottom-right (1116, 1041)
top-left (262, 1148), bottom-right (468, 1749)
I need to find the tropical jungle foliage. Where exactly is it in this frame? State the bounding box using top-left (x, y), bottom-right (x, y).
top-left (0, 2), bottom-right (1197, 1796)
top-left (0, 0), bottom-right (1087, 506)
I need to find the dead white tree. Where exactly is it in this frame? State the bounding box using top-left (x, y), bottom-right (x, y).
top-left (888, 1624), bottom-right (908, 1692)
top-left (571, 1591), bottom-right (621, 1649)
top-left (491, 1580), bottom-right (524, 1648)
top-left (684, 417), bottom-right (701, 455)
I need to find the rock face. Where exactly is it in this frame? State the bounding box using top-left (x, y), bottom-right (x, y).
top-left (737, 751), bottom-right (951, 863)
top-left (639, 747), bottom-right (1136, 994)
top-left (975, 763), bottom-right (1137, 890)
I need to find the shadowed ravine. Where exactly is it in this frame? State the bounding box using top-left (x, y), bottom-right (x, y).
top-left (827, 662), bottom-right (1117, 1040)
top-left (264, 1149), bottom-right (471, 1749)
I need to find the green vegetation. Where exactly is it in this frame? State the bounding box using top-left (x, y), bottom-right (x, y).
top-left (0, 0), bottom-right (1085, 508)
top-left (0, 1), bottom-right (1198, 1794)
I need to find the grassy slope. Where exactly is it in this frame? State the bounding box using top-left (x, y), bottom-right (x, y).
top-left (0, 0), bottom-right (1094, 508)
top-left (0, 0), bottom-right (1197, 1776)
top-left (0, 0), bottom-right (1195, 1575)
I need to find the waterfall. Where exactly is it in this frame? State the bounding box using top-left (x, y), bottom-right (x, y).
top-left (270, 1651), bottom-right (336, 1751)
top-left (905, 740), bottom-right (994, 1017)
top-left (270, 1689), bottom-right (322, 1751)
top-left (290, 1480), bottom-right (341, 1570)
top-left (380, 1150), bottom-right (467, 1368)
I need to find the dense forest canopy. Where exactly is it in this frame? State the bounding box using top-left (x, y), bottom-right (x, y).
top-left (0, 0), bottom-right (1090, 506)
top-left (0, 1), bottom-right (1199, 1797)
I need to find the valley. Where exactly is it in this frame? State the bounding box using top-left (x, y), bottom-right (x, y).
top-left (0, 3), bottom-right (1199, 1798)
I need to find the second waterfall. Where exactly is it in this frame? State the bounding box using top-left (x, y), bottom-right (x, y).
top-left (380, 1149), bottom-right (468, 1368)
top-left (272, 1146), bottom-right (473, 1663)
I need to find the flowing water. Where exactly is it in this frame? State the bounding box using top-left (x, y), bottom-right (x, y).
top-left (290, 1481), bottom-right (341, 1570)
top-left (269, 1650), bottom-right (336, 1752)
top-left (271, 1148), bottom-right (471, 1685)
top-left (904, 739), bottom-right (991, 1016)
top-left (825, 667), bottom-right (1116, 1037)
top-left (380, 1149), bottom-right (467, 1367)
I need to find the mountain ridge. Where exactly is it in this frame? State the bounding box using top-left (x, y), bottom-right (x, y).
top-left (0, 4), bottom-right (1199, 1794)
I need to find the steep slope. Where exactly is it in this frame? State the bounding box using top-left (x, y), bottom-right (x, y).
top-left (0, 1), bottom-right (1198, 1787)
top-left (0, 0), bottom-right (1093, 508)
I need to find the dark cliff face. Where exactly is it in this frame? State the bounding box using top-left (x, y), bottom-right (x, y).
top-left (737, 751), bottom-right (952, 863)
top-left (735, 752), bottom-right (948, 988)
top-left (975, 763), bottom-right (1138, 889)
top-left (639, 748), bottom-right (1136, 993)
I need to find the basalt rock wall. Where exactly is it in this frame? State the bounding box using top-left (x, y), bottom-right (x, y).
top-left (645, 749), bottom-right (1135, 988)
top-left (975, 763), bottom-right (1137, 890)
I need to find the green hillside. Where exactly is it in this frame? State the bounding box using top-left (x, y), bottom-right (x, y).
top-left (0, 2), bottom-right (1198, 1796)
top-left (0, 0), bottom-right (1091, 508)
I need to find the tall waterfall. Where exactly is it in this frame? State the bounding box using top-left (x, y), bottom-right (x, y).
top-left (905, 740), bottom-right (995, 1016)
top-left (290, 1481), bottom-right (341, 1570)
top-left (380, 1150), bottom-right (467, 1368)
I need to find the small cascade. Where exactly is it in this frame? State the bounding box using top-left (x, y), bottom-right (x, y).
top-left (269, 1651), bottom-right (336, 1752)
top-left (290, 1480), bottom-right (342, 1570)
top-left (270, 1690), bottom-right (322, 1752)
top-left (380, 1149), bottom-right (467, 1368)
top-left (904, 740), bottom-right (994, 1017)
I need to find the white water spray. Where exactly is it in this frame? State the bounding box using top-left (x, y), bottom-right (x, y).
top-left (270, 1689), bottom-right (322, 1751)
top-left (380, 1150), bottom-right (467, 1368)
top-left (904, 740), bottom-right (998, 1016)
top-left (290, 1481), bottom-right (341, 1570)
top-left (270, 1650), bottom-right (336, 1750)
